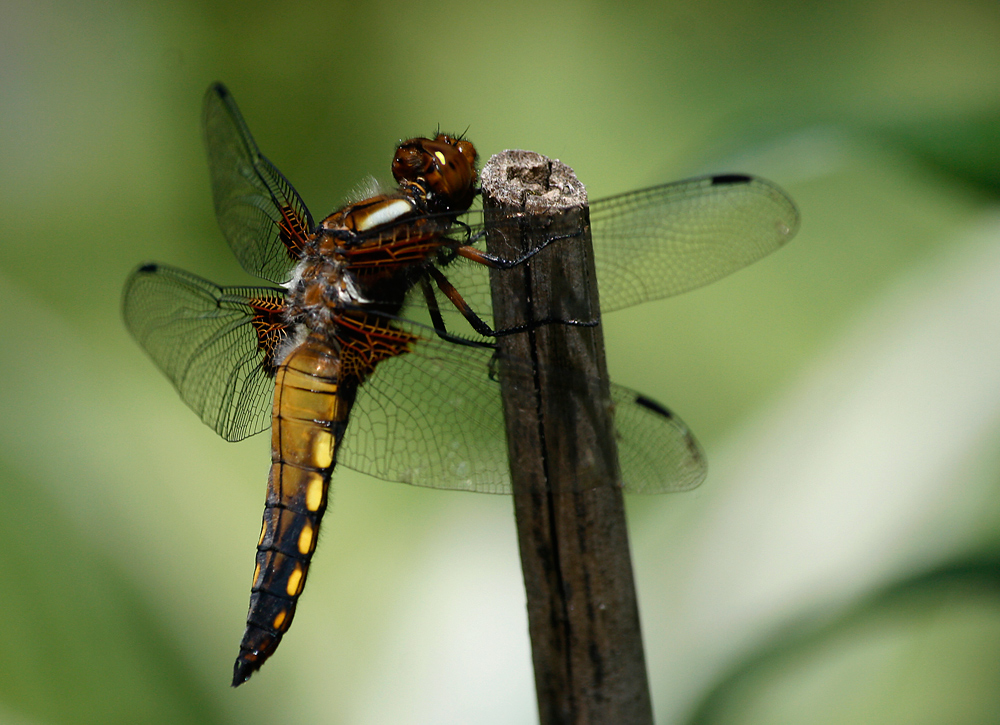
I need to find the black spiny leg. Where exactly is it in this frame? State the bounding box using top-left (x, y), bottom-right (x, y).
top-left (419, 275), bottom-right (496, 349)
top-left (454, 226), bottom-right (585, 269)
top-left (422, 266), bottom-right (600, 343)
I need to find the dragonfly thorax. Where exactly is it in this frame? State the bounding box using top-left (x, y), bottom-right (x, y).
top-left (285, 257), bottom-right (368, 338)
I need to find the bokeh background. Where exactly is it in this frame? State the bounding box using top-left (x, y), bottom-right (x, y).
top-left (3, 0), bottom-right (1000, 723)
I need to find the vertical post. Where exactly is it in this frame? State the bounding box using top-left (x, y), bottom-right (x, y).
top-left (482, 151), bottom-right (654, 725)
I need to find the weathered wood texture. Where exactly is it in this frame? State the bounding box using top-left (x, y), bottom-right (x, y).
top-left (482, 150), bottom-right (653, 725)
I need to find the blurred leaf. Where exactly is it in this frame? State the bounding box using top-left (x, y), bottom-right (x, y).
top-left (686, 557), bottom-right (1000, 725)
top-left (879, 107), bottom-right (1000, 195)
top-left (0, 460), bottom-right (228, 725)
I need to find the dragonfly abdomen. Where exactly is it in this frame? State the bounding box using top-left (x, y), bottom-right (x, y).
top-left (233, 335), bottom-right (358, 686)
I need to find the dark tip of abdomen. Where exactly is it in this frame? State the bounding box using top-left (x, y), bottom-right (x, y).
top-left (231, 620), bottom-right (285, 687)
top-left (232, 657), bottom-right (256, 687)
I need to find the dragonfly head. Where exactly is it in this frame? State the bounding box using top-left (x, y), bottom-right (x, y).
top-left (392, 134), bottom-right (478, 213)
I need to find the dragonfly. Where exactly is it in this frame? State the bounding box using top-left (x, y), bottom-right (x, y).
top-left (122, 83), bottom-right (799, 687)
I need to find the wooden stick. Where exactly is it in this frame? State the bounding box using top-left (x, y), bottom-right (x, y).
top-left (482, 150), bottom-right (654, 725)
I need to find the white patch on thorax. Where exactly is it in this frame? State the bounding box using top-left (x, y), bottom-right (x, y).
top-left (356, 198), bottom-right (414, 232)
top-left (274, 323), bottom-right (309, 366)
top-left (284, 260), bottom-right (308, 292)
top-left (337, 270), bottom-right (368, 306)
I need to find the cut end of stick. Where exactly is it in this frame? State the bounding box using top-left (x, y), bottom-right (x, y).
top-left (481, 150), bottom-right (587, 212)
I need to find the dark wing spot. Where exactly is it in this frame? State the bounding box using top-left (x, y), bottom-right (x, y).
top-left (138, 263), bottom-right (158, 273)
top-left (711, 173), bottom-right (752, 186)
top-left (634, 395), bottom-right (674, 420)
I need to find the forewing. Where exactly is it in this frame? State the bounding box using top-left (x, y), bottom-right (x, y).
top-left (203, 83), bottom-right (314, 283)
top-left (339, 328), bottom-right (706, 494)
top-left (590, 174), bottom-right (800, 311)
top-left (122, 264), bottom-right (287, 442)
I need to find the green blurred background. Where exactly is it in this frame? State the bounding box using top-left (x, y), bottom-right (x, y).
top-left (2, 0), bottom-right (1000, 723)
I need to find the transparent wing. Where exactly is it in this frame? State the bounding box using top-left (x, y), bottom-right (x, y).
top-left (203, 83), bottom-right (314, 284)
top-left (340, 329), bottom-right (706, 494)
top-left (339, 335), bottom-right (510, 493)
top-left (122, 263), bottom-right (286, 442)
top-left (612, 390), bottom-right (705, 493)
top-left (589, 174), bottom-right (800, 311)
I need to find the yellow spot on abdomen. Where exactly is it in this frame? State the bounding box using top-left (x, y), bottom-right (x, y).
top-left (253, 563), bottom-right (261, 586)
top-left (273, 610), bottom-right (286, 630)
top-left (298, 522), bottom-right (315, 555)
top-left (258, 520), bottom-right (267, 547)
top-left (305, 472), bottom-right (324, 512)
top-left (287, 564), bottom-right (304, 597)
top-left (311, 429), bottom-right (334, 468)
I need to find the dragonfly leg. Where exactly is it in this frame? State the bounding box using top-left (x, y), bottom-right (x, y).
top-left (492, 316), bottom-right (598, 337)
top-left (422, 267), bottom-right (599, 341)
top-left (418, 275), bottom-right (497, 348)
top-left (425, 266), bottom-right (496, 336)
top-left (455, 227), bottom-right (585, 269)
